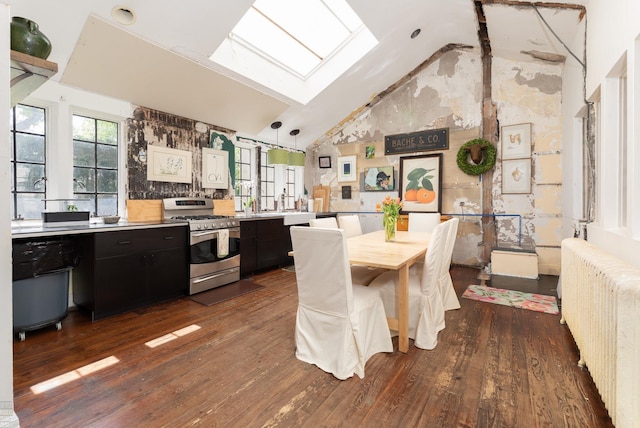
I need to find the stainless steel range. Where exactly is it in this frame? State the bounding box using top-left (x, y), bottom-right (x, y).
top-left (163, 198), bottom-right (240, 295)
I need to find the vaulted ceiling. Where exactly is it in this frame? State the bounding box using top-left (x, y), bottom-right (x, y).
top-left (7, 0), bottom-right (587, 150)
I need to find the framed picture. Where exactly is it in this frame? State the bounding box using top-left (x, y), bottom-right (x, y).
top-left (399, 153), bottom-right (442, 213)
top-left (365, 145), bottom-right (375, 159)
top-left (202, 148), bottom-right (229, 189)
top-left (147, 144), bottom-right (192, 184)
top-left (363, 166), bottom-right (394, 191)
top-left (501, 123), bottom-right (531, 160)
top-left (318, 156), bottom-right (332, 168)
top-left (502, 159), bottom-right (531, 194)
top-left (337, 155), bottom-right (357, 182)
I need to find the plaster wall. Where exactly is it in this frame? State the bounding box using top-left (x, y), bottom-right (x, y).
top-left (313, 49), bottom-right (565, 273)
top-left (312, 48), bottom-right (485, 266)
top-left (492, 57), bottom-right (563, 275)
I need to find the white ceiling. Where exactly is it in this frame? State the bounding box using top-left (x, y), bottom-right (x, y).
top-left (6, 0), bottom-right (587, 150)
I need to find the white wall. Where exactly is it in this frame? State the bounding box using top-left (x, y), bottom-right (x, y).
top-left (579, 0), bottom-right (640, 266)
top-left (2, 4), bottom-right (19, 426)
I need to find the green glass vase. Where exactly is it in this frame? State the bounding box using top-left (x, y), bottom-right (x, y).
top-left (10, 17), bottom-right (52, 60)
top-left (383, 214), bottom-right (397, 242)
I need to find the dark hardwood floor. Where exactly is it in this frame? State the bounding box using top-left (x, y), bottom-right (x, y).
top-left (13, 266), bottom-right (612, 427)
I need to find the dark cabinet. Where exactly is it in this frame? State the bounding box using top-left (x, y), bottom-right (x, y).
top-left (240, 218), bottom-right (294, 277)
top-left (240, 221), bottom-right (257, 277)
top-left (256, 218), bottom-right (284, 271)
top-left (73, 225), bottom-right (188, 320)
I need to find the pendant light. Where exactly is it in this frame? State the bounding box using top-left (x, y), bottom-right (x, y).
top-left (288, 129), bottom-right (305, 167)
top-left (267, 121), bottom-right (288, 165)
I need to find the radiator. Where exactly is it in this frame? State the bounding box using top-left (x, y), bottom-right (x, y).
top-left (560, 238), bottom-right (640, 427)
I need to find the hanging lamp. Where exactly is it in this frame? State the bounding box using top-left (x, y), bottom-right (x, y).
top-left (267, 121), bottom-right (288, 165)
top-left (288, 129), bottom-right (305, 167)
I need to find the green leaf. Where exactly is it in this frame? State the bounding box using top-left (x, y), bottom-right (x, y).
top-left (405, 180), bottom-right (420, 191)
top-left (407, 168), bottom-right (427, 180)
top-left (422, 178), bottom-right (434, 191)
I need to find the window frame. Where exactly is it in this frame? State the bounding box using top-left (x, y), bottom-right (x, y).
top-left (71, 113), bottom-right (120, 217)
top-left (10, 103), bottom-right (47, 220)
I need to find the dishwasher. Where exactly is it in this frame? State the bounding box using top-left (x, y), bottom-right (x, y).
top-left (12, 238), bottom-right (79, 341)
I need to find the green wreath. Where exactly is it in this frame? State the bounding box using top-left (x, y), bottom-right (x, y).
top-left (456, 138), bottom-right (497, 175)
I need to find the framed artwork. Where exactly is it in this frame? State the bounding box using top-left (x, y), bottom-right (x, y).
top-left (501, 123), bottom-right (531, 160)
top-left (399, 153), bottom-right (442, 213)
top-left (147, 144), bottom-right (192, 184)
top-left (202, 148), bottom-right (229, 189)
top-left (363, 166), bottom-right (394, 191)
top-left (337, 155), bottom-right (357, 182)
top-left (318, 156), bottom-right (332, 168)
top-left (365, 145), bottom-right (375, 159)
top-left (502, 159), bottom-right (531, 194)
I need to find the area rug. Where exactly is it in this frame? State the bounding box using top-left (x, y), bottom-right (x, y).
top-left (190, 280), bottom-right (265, 306)
top-left (462, 284), bottom-right (559, 315)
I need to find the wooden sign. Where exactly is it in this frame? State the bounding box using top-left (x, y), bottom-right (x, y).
top-left (384, 128), bottom-right (448, 155)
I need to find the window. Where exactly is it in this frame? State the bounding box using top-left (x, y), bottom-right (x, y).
top-left (235, 145), bottom-right (254, 211)
top-left (72, 114), bottom-right (119, 216)
top-left (10, 104), bottom-right (47, 220)
top-left (617, 70), bottom-right (628, 228)
top-left (285, 166), bottom-right (296, 209)
top-left (210, 0), bottom-right (377, 104)
top-left (260, 150), bottom-right (275, 210)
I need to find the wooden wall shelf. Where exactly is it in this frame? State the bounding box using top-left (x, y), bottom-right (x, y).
top-left (10, 50), bottom-right (58, 106)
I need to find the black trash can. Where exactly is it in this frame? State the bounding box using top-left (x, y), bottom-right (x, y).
top-left (12, 238), bottom-right (79, 341)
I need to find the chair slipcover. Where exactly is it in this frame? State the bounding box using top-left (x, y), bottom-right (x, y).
top-left (439, 218), bottom-right (461, 310)
top-left (309, 217), bottom-right (338, 228)
top-left (337, 214), bottom-right (363, 238)
top-left (308, 217), bottom-right (385, 286)
top-left (290, 226), bottom-right (393, 379)
top-left (408, 212), bottom-right (441, 233)
top-left (369, 221), bottom-right (448, 350)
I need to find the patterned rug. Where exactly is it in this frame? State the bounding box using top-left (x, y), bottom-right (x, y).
top-left (462, 284), bottom-right (559, 315)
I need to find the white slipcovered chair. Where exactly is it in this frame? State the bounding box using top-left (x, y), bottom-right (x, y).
top-left (309, 217), bottom-right (338, 228)
top-left (290, 226), bottom-right (393, 379)
top-left (368, 220), bottom-right (448, 350)
top-left (337, 214), bottom-right (363, 238)
top-left (408, 212), bottom-right (441, 233)
top-left (439, 218), bottom-right (461, 310)
top-left (308, 217), bottom-right (385, 286)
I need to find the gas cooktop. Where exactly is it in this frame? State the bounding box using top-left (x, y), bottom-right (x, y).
top-left (162, 198), bottom-right (239, 231)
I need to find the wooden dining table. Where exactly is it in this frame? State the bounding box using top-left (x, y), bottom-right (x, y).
top-left (346, 230), bottom-right (430, 353)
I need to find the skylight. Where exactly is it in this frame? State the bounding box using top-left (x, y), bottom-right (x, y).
top-left (209, 0), bottom-right (377, 104)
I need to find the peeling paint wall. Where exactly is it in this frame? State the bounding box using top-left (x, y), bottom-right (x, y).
top-left (127, 106), bottom-right (234, 200)
top-left (493, 58), bottom-right (563, 275)
top-left (312, 49), bottom-right (564, 274)
top-left (312, 48), bottom-right (486, 266)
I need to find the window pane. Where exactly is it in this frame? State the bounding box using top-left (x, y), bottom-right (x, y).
top-left (17, 193), bottom-right (45, 219)
top-left (15, 105), bottom-right (45, 134)
top-left (97, 169), bottom-right (118, 192)
top-left (97, 120), bottom-right (118, 145)
top-left (15, 163), bottom-right (45, 191)
top-left (72, 115), bottom-right (96, 141)
top-left (73, 167), bottom-right (96, 192)
top-left (73, 140), bottom-right (95, 167)
top-left (97, 194), bottom-right (118, 216)
top-left (97, 144), bottom-right (117, 168)
top-left (241, 163), bottom-right (251, 179)
top-left (15, 133), bottom-right (45, 163)
top-left (73, 197), bottom-right (95, 214)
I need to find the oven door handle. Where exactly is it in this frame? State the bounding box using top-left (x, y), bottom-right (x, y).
top-left (192, 230), bottom-right (217, 238)
top-left (192, 268), bottom-right (239, 284)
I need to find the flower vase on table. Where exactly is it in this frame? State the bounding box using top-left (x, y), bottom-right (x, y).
top-left (379, 196), bottom-right (403, 242)
top-left (383, 213), bottom-right (397, 242)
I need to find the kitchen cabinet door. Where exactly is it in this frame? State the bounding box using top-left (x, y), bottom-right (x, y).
top-left (256, 218), bottom-right (284, 271)
top-left (240, 220), bottom-right (257, 277)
